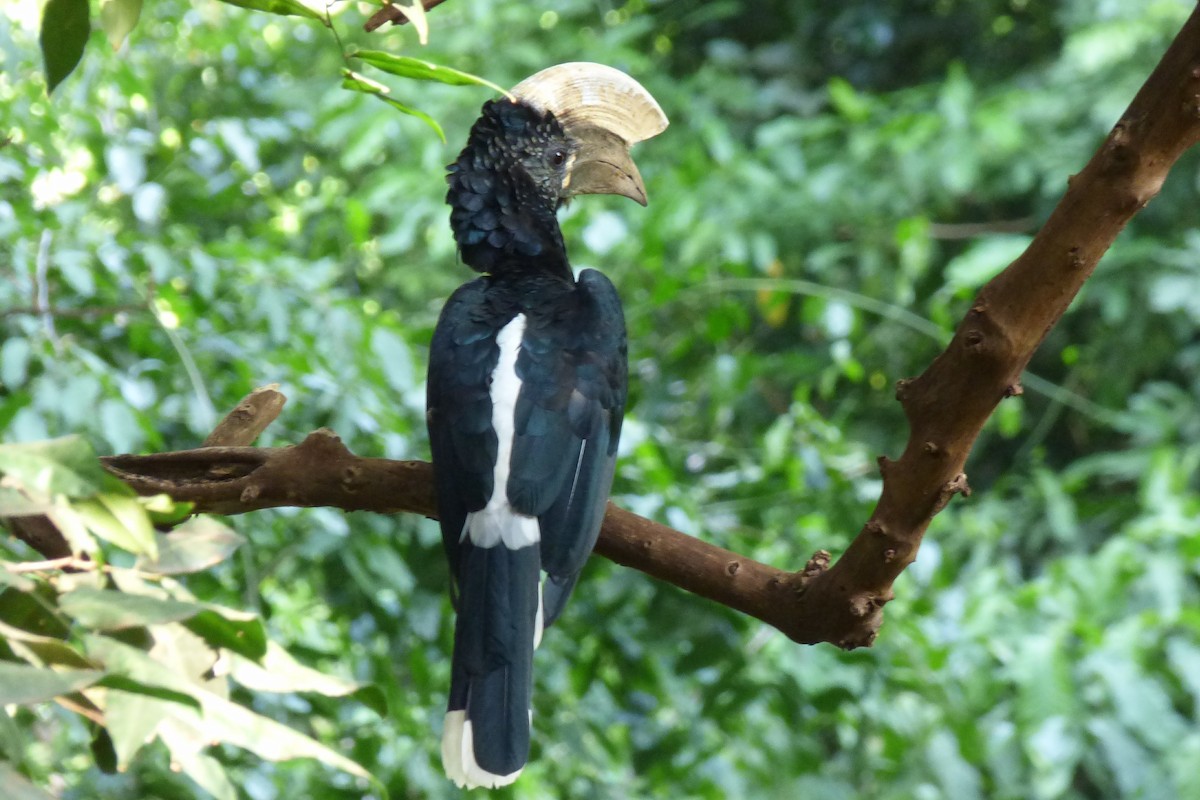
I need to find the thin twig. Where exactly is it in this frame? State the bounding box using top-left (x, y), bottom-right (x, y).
top-left (4, 556), bottom-right (96, 573)
top-left (35, 230), bottom-right (59, 350)
top-left (202, 385), bottom-right (287, 447)
top-left (0, 304), bottom-right (145, 320)
top-left (363, 0), bottom-right (448, 32)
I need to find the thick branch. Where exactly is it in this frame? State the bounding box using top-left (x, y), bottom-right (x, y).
top-left (4, 388), bottom-right (285, 560)
top-left (100, 431), bottom-right (830, 640)
top-left (794, 7), bottom-right (1200, 647)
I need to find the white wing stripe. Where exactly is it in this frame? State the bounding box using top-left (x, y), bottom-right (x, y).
top-left (465, 313), bottom-right (540, 550)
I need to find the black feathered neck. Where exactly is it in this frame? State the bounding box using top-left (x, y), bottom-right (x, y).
top-left (446, 99), bottom-right (573, 279)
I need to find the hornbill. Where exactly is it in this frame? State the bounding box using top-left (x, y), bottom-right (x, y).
top-left (427, 63), bottom-right (667, 788)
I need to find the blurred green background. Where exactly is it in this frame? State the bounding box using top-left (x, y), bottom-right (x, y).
top-left (3, 0), bottom-right (1200, 797)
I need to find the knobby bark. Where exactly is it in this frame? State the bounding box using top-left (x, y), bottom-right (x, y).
top-left (11, 8), bottom-right (1200, 647)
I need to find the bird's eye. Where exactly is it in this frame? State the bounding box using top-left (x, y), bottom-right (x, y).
top-left (550, 149), bottom-right (566, 167)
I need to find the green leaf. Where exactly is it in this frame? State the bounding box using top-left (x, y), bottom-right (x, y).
top-left (0, 586), bottom-right (70, 639)
top-left (75, 498), bottom-right (152, 555)
top-left (141, 493), bottom-right (194, 527)
top-left (230, 641), bottom-right (387, 715)
top-left (97, 674), bottom-right (202, 710)
top-left (158, 727), bottom-right (238, 800)
top-left (91, 727), bottom-right (118, 774)
top-left (0, 662), bottom-right (103, 705)
top-left (943, 236), bottom-right (1032, 294)
top-left (827, 76), bottom-right (871, 122)
top-left (59, 586), bottom-right (203, 629)
top-left (350, 50), bottom-right (508, 95)
top-left (86, 635), bottom-right (385, 796)
top-left (136, 517), bottom-right (244, 575)
top-left (99, 0), bottom-right (141, 50)
top-left (376, 96), bottom-right (445, 143)
top-left (98, 493), bottom-right (157, 558)
top-left (341, 69), bottom-right (445, 142)
top-left (0, 619), bottom-right (94, 668)
top-left (341, 68), bottom-right (390, 96)
top-left (39, 0), bottom-right (91, 94)
top-left (83, 633), bottom-right (204, 768)
top-left (183, 609), bottom-right (266, 660)
top-left (0, 567), bottom-right (37, 592)
top-left (214, 0), bottom-right (328, 25)
top-left (0, 437), bottom-right (108, 497)
top-left (0, 487), bottom-right (52, 516)
top-left (43, 502), bottom-right (98, 555)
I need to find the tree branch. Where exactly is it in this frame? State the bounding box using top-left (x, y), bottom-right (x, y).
top-left (100, 429), bottom-right (832, 640)
top-left (3, 387), bottom-right (286, 561)
top-left (201, 385), bottom-right (287, 447)
top-left (363, 0), bottom-right (450, 33)
top-left (12, 9), bottom-right (1200, 648)
top-left (791, 6), bottom-right (1200, 647)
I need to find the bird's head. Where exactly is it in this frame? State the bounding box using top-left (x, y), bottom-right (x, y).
top-left (447, 63), bottom-right (668, 274)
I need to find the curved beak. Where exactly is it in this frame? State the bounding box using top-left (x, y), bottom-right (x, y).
top-left (508, 63), bottom-right (666, 207)
top-left (564, 125), bottom-right (650, 206)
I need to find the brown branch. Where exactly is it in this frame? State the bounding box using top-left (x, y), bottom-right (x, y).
top-left (99, 430), bottom-right (831, 640)
top-left (363, 0), bottom-right (449, 33)
top-left (790, 6), bottom-right (1200, 647)
top-left (202, 385), bottom-right (287, 447)
top-left (12, 10), bottom-right (1200, 648)
top-left (3, 387), bottom-right (286, 560)
top-left (4, 516), bottom-right (72, 560)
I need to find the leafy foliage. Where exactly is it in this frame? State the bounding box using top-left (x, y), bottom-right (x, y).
top-left (0, 439), bottom-right (385, 798)
top-left (4, 0), bottom-right (1200, 798)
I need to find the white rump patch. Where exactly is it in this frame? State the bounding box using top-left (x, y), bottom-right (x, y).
top-left (464, 313), bottom-right (540, 550)
top-left (442, 710), bottom-right (524, 789)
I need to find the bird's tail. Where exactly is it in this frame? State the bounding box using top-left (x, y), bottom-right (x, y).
top-left (441, 541), bottom-right (541, 789)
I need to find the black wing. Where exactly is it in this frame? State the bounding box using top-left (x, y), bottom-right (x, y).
top-left (426, 277), bottom-right (505, 589)
top-left (506, 268), bottom-right (627, 625)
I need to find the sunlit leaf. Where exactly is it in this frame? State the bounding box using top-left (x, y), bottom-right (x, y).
top-left (214, 0), bottom-right (328, 24)
top-left (388, 2), bottom-right (429, 44)
top-left (136, 516), bottom-right (244, 575)
top-left (341, 68), bottom-right (390, 96)
top-left (39, 0), bottom-right (90, 94)
top-left (86, 635), bottom-right (385, 796)
top-left (350, 50), bottom-right (508, 95)
top-left (141, 493), bottom-right (195, 528)
top-left (99, 0), bottom-right (142, 50)
top-left (0, 619), bottom-right (93, 668)
top-left (75, 498), bottom-right (151, 555)
top-left (0, 436), bottom-right (108, 497)
top-left (97, 674), bottom-right (202, 710)
top-left (230, 641), bottom-right (387, 715)
top-left (159, 724), bottom-right (238, 800)
top-left (0, 487), bottom-right (52, 516)
top-left (60, 586), bottom-right (202, 629)
top-left (0, 567), bottom-right (37, 592)
top-left (97, 492), bottom-right (157, 558)
top-left (0, 662), bottom-right (103, 705)
top-left (375, 95), bottom-right (445, 142)
top-left (183, 609), bottom-right (267, 660)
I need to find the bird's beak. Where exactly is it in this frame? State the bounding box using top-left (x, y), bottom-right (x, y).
top-left (509, 62), bottom-right (668, 206)
top-left (565, 125), bottom-right (649, 205)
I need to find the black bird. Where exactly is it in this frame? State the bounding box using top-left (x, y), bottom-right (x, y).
top-left (427, 63), bottom-right (667, 788)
